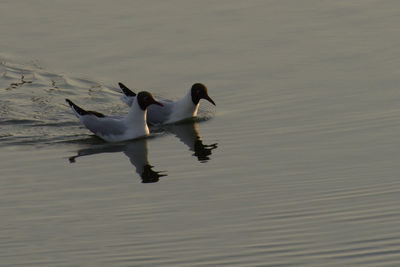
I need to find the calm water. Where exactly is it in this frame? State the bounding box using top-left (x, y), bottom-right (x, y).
top-left (2, 1), bottom-right (400, 266)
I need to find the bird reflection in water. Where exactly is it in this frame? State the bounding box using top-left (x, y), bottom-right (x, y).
top-left (68, 120), bottom-right (217, 182)
top-left (164, 120), bottom-right (218, 163)
top-left (69, 138), bottom-right (167, 183)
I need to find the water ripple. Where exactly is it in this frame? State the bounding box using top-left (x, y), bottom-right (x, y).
top-left (0, 59), bottom-right (214, 147)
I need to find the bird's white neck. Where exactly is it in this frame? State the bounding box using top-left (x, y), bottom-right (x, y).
top-left (169, 91), bottom-right (198, 122)
top-left (125, 97), bottom-right (149, 134)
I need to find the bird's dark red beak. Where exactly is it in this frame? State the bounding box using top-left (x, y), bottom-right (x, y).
top-left (204, 95), bottom-right (216, 106)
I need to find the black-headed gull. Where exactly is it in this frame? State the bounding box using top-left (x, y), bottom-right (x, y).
top-left (118, 82), bottom-right (215, 125)
top-left (65, 91), bottom-right (163, 142)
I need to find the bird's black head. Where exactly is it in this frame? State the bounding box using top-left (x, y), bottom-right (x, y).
top-left (190, 83), bottom-right (215, 106)
top-left (137, 91), bottom-right (163, 110)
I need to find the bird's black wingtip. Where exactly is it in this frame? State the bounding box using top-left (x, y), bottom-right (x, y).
top-left (65, 99), bottom-right (87, 116)
top-left (118, 82), bottom-right (136, 97)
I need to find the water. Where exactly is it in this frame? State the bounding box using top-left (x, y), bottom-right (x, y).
top-left (2, 1), bottom-right (400, 266)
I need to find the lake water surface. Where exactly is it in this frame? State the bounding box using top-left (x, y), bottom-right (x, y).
top-left (2, 1), bottom-right (400, 266)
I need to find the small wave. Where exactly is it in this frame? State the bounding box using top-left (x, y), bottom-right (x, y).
top-left (0, 57), bottom-right (123, 146)
top-left (0, 56), bottom-right (215, 147)
top-left (0, 119), bottom-right (39, 125)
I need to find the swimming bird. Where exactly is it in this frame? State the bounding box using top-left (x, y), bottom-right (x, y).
top-left (118, 82), bottom-right (215, 125)
top-left (65, 91), bottom-right (163, 142)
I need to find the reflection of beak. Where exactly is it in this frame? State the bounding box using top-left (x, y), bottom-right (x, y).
top-left (204, 95), bottom-right (216, 106)
top-left (153, 100), bottom-right (164, 107)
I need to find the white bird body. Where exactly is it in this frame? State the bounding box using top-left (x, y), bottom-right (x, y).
top-left (119, 83), bottom-right (215, 125)
top-left (66, 91), bottom-right (162, 142)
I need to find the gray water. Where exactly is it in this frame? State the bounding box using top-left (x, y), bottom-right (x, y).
top-left (2, 1), bottom-right (400, 266)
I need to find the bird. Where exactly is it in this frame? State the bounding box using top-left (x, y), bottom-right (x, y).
top-left (118, 82), bottom-right (215, 125)
top-left (65, 91), bottom-right (163, 142)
